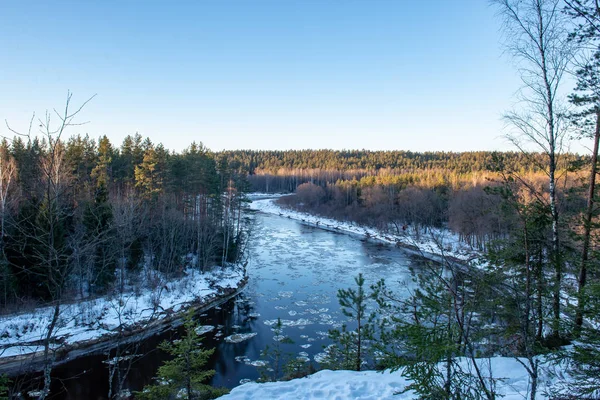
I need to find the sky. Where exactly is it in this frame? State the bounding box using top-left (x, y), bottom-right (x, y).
top-left (0, 1), bottom-right (553, 153)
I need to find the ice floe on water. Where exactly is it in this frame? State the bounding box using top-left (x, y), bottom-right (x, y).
top-left (305, 307), bottom-right (329, 315)
top-left (296, 355), bottom-right (310, 362)
top-left (263, 318), bottom-right (311, 327)
top-left (195, 325), bottom-right (215, 335)
top-left (238, 379), bottom-right (253, 385)
top-left (294, 301), bottom-right (308, 307)
top-left (274, 305), bottom-right (287, 310)
top-left (224, 332), bottom-right (258, 343)
top-left (306, 294), bottom-right (330, 305)
top-left (247, 313), bottom-right (261, 319)
top-left (234, 356), bottom-right (271, 369)
top-left (313, 345), bottom-right (336, 364)
top-left (273, 335), bottom-right (286, 342)
top-left (278, 291), bottom-right (293, 298)
top-left (300, 344), bottom-right (311, 348)
top-left (318, 313), bottom-right (334, 325)
top-left (288, 310), bottom-right (297, 316)
top-left (249, 360), bottom-right (268, 367)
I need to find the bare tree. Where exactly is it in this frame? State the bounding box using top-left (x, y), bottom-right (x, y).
top-left (5, 91), bottom-right (95, 400)
top-left (494, 0), bottom-right (574, 339)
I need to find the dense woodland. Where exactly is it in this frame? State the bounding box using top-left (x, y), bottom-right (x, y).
top-left (0, 122), bottom-right (249, 310)
top-left (222, 149), bottom-right (585, 192)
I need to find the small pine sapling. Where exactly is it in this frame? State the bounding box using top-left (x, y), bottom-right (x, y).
top-left (323, 273), bottom-right (375, 371)
top-left (136, 311), bottom-right (228, 400)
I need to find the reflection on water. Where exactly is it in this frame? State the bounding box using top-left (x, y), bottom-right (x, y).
top-left (16, 211), bottom-right (419, 399)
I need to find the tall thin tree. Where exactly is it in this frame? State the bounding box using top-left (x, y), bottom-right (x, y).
top-left (564, 0), bottom-right (600, 332)
top-left (494, 0), bottom-right (574, 338)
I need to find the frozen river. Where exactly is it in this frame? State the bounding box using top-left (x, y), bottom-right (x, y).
top-left (28, 207), bottom-right (421, 399)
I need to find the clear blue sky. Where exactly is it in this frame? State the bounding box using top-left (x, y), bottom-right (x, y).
top-left (1, 0), bottom-right (526, 152)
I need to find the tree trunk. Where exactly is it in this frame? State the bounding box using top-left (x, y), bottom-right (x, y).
top-left (39, 303), bottom-right (60, 400)
top-left (536, 249), bottom-right (544, 341)
top-left (356, 317), bottom-right (361, 372)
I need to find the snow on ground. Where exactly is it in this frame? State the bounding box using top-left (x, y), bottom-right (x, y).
top-left (0, 265), bottom-right (245, 359)
top-left (219, 356), bottom-right (562, 400)
top-left (247, 192), bottom-right (289, 200)
top-left (249, 197), bottom-right (481, 264)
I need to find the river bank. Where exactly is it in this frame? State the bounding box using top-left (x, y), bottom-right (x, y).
top-left (236, 196), bottom-right (574, 399)
top-left (218, 356), bottom-right (567, 400)
top-left (249, 196), bottom-right (482, 265)
top-left (0, 265), bottom-right (247, 376)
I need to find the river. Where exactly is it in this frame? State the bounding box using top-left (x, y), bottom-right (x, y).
top-left (16, 205), bottom-right (422, 399)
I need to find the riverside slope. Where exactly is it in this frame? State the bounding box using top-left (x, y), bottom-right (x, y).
top-left (0, 265), bottom-right (247, 375)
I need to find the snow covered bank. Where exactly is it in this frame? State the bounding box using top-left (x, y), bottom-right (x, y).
top-left (247, 192), bottom-right (289, 200)
top-left (0, 265), bottom-right (247, 374)
top-left (219, 356), bottom-right (561, 400)
top-left (249, 197), bottom-right (479, 263)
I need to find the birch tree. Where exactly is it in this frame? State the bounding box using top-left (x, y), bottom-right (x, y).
top-left (494, 0), bottom-right (574, 339)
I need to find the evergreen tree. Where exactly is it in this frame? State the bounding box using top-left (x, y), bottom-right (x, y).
top-left (83, 181), bottom-right (116, 292)
top-left (372, 260), bottom-right (498, 400)
top-left (0, 375), bottom-right (8, 400)
top-left (562, 282), bottom-right (600, 396)
top-left (564, 0), bottom-right (600, 334)
top-left (135, 141), bottom-right (165, 199)
top-left (323, 273), bottom-right (374, 371)
top-left (91, 135), bottom-right (113, 187)
top-left (136, 311), bottom-right (227, 400)
top-left (258, 318), bottom-right (294, 382)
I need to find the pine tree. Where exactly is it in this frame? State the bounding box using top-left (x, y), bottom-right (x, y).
top-left (564, 0), bottom-right (600, 335)
top-left (563, 282), bottom-right (600, 396)
top-left (91, 135), bottom-right (113, 187)
top-left (83, 181), bottom-right (116, 292)
top-left (372, 259), bottom-right (499, 400)
top-left (136, 311), bottom-right (227, 400)
top-left (0, 375), bottom-right (8, 400)
top-left (258, 318), bottom-right (295, 382)
top-left (323, 273), bottom-right (374, 371)
top-left (135, 142), bottom-right (166, 199)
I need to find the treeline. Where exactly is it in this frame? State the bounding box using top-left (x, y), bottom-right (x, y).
top-left (0, 129), bottom-right (248, 309)
top-left (221, 149), bottom-right (564, 173)
top-left (218, 149), bottom-right (586, 193)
